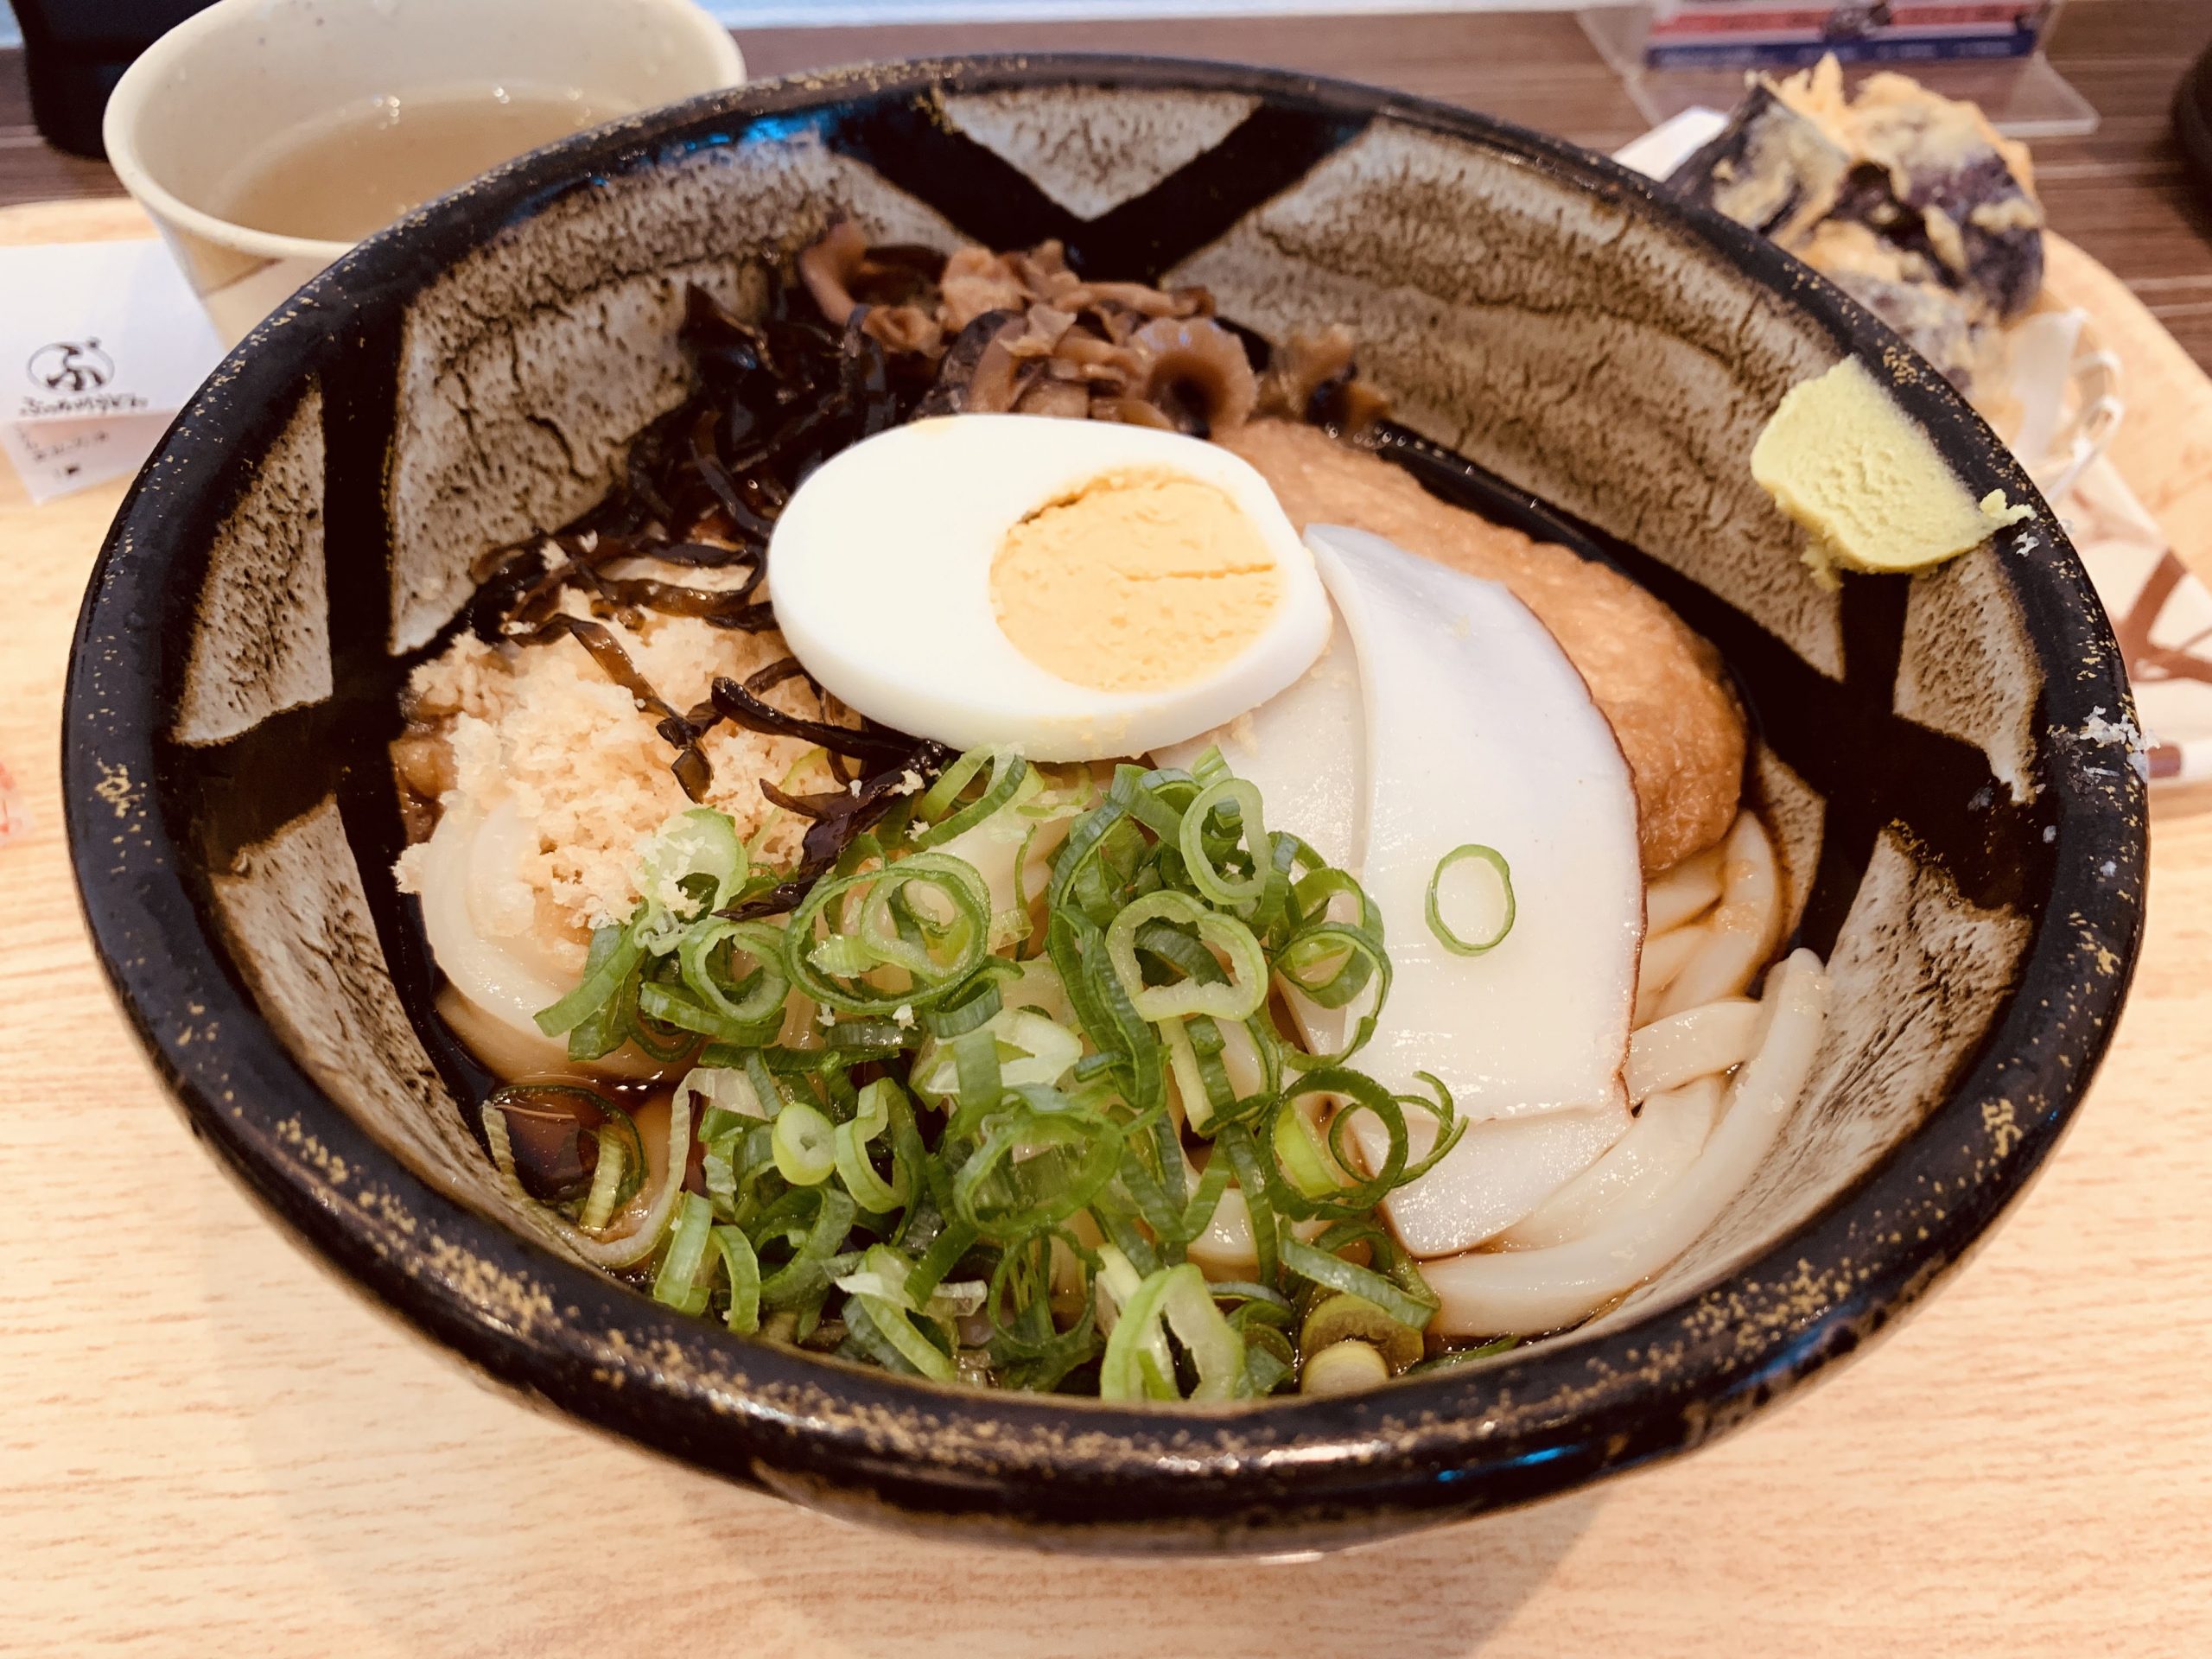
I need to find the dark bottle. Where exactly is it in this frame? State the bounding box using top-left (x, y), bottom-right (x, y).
top-left (16, 0), bottom-right (219, 159)
top-left (2180, 46), bottom-right (2212, 210)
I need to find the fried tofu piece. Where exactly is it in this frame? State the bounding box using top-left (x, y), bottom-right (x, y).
top-left (1218, 420), bottom-right (1745, 873)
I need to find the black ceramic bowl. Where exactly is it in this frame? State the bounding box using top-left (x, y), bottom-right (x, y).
top-left (66, 57), bottom-right (2145, 1554)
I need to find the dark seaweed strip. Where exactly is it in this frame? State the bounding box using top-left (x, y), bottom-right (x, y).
top-left (585, 572), bottom-right (772, 629)
top-left (764, 763), bottom-right (939, 869)
top-left (689, 410), bottom-right (781, 543)
top-left (717, 876), bottom-right (823, 923)
top-left (708, 675), bottom-right (926, 769)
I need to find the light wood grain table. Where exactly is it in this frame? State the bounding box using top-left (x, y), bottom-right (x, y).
top-left (3, 188), bottom-right (2211, 1658)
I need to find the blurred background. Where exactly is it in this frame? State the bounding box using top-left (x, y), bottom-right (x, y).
top-left (0, 0), bottom-right (1557, 45)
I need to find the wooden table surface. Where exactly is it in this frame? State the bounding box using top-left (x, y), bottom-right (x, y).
top-left (4, 12), bottom-right (2212, 1658)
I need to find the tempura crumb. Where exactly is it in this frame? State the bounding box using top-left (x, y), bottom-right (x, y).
top-left (396, 594), bottom-right (826, 930)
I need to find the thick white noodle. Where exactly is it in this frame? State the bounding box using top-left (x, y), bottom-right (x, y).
top-left (1496, 1075), bottom-right (1721, 1251)
top-left (419, 795), bottom-right (670, 1077)
top-left (1426, 949), bottom-right (1828, 1336)
top-left (1654, 812), bottom-right (1782, 1018)
top-left (1633, 923), bottom-right (1708, 1026)
top-left (1386, 1096), bottom-right (1631, 1252)
top-left (417, 798), bottom-right (570, 1033)
top-left (1644, 844), bottom-right (1725, 935)
top-left (1185, 1183), bottom-right (1332, 1273)
top-left (1625, 998), bottom-right (1761, 1102)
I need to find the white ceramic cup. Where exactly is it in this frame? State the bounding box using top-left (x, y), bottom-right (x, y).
top-left (103, 0), bottom-right (745, 346)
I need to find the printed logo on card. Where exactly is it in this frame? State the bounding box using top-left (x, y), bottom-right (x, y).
top-left (19, 338), bottom-right (142, 421)
top-left (29, 338), bottom-right (114, 394)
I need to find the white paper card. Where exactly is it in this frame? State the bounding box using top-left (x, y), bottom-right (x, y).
top-left (1611, 107), bottom-right (1727, 181)
top-left (0, 240), bottom-right (225, 503)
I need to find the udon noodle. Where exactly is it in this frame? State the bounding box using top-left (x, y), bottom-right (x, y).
top-left (1148, 807), bottom-right (1827, 1337)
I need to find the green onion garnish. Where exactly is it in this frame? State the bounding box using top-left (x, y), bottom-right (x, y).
top-left (499, 741), bottom-right (1477, 1401)
top-left (772, 1101), bottom-right (837, 1186)
top-left (1424, 843), bottom-right (1516, 956)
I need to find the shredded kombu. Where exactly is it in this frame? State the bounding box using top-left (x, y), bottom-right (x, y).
top-left (460, 277), bottom-right (951, 903)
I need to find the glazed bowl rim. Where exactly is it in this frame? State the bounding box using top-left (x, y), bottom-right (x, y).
top-left (63, 54), bottom-right (2145, 1538)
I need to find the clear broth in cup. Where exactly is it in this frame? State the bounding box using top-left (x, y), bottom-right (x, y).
top-left (210, 82), bottom-right (631, 243)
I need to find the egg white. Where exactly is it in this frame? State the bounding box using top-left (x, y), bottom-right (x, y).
top-left (766, 416), bottom-right (1330, 761)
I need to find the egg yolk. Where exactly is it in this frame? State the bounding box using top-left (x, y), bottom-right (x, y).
top-left (990, 469), bottom-right (1282, 693)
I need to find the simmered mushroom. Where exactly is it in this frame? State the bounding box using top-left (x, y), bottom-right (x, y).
top-left (798, 219), bottom-right (870, 327)
top-left (1130, 316), bottom-right (1259, 437)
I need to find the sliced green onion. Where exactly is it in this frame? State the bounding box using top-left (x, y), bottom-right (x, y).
top-left (1393, 1070), bottom-right (1467, 1185)
top-left (1273, 1068), bottom-right (1408, 1218)
top-left (757, 1186), bottom-right (857, 1309)
top-left (535, 922), bottom-right (643, 1038)
top-left (1271, 1101), bottom-right (1339, 1201)
top-left (1094, 1242), bottom-right (1146, 1325)
top-left (1114, 1141), bottom-right (1185, 1255)
top-left (481, 1085), bottom-right (690, 1271)
top-left (1300, 1292), bottom-right (1424, 1372)
top-left (911, 746), bottom-right (1030, 846)
top-left (1096, 1200), bottom-right (1160, 1280)
top-left (952, 1101), bottom-right (1119, 1239)
top-left (912, 1007), bottom-right (1083, 1108)
top-left (1104, 892), bottom-right (1267, 1022)
top-left (1215, 1122), bottom-right (1281, 1292)
top-left (682, 1064), bottom-right (768, 1125)
top-left (1243, 1339), bottom-right (1294, 1395)
top-left (712, 1224), bottom-right (760, 1335)
top-left (785, 851), bottom-right (993, 1014)
top-left (1178, 778), bottom-right (1270, 910)
top-left (835, 1078), bottom-right (912, 1214)
top-left (635, 978), bottom-right (772, 1044)
top-left (948, 1024), bottom-right (1003, 1127)
top-left (906, 1219), bottom-right (980, 1307)
top-left (637, 807), bottom-right (747, 950)
top-left (677, 918), bottom-right (789, 1029)
top-left (772, 1101), bottom-right (837, 1186)
top-left (1279, 1230), bottom-right (1438, 1332)
top-left (1210, 1281), bottom-right (1293, 1314)
top-left (1167, 1147), bottom-right (1231, 1249)
top-left (575, 1123), bottom-right (631, 1232)
top-left (1051, 908), bottom-right (1164, 1117)
top-left (1300, 1338), bottom-right (1389, 1395)
top-left (1408, 1336), bottom-right (1518, 1373)
top-left (652, 1192), bottom-right (718, 1316)
top-left (1425, 843), bottom-right (1516, 956)
top-left (1097, 1263), bottom-right (1243, 1403)
top-left (621, 971), bottom-right (699, 1063)
top-left (925, 975), bottom-right (1004, 1039)
top-left (844, 1245), bottom-right (956, 1381)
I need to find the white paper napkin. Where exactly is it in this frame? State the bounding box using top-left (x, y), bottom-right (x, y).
top-left (0, 240), bottom-right (225, 503)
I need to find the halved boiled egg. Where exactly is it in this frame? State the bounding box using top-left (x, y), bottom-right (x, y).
top-left (767, 416), bottom-right (1330, 760)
